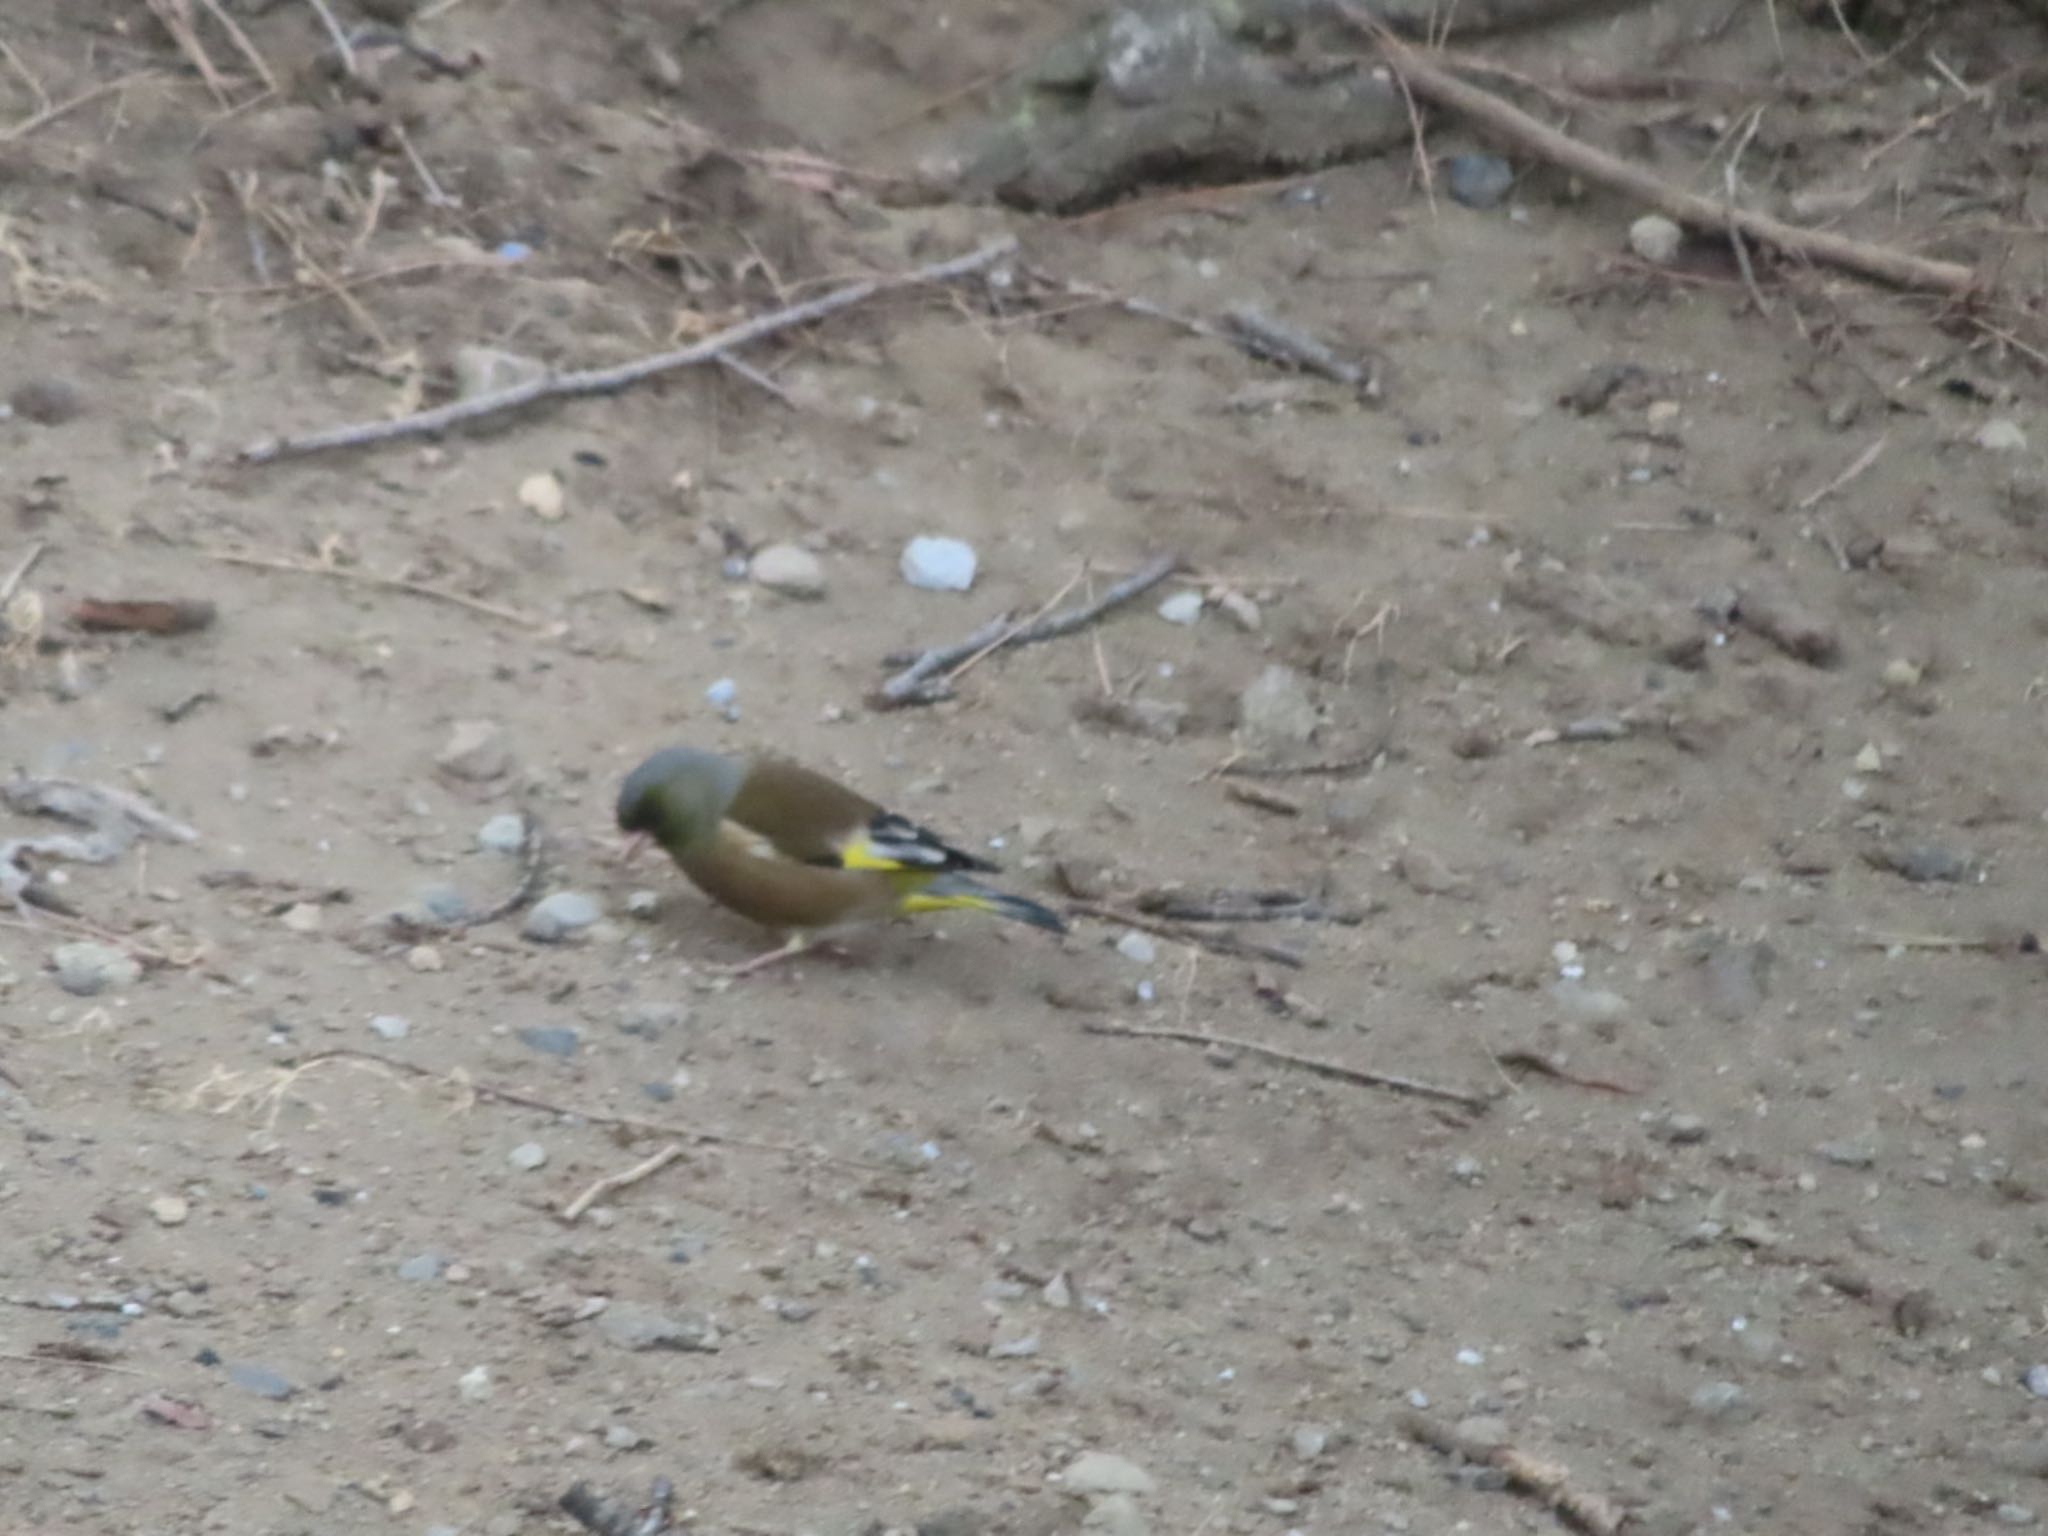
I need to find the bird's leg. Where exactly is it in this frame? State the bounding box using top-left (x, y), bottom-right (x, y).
top-left (718, 932), bottom-right (813, 979)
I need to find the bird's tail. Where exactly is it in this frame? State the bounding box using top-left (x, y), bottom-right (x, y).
top-left (904, 875), bottom-right (1068, 934)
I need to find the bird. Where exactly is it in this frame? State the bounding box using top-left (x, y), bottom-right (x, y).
top-left (616, 745), bottom-right (1067, 974)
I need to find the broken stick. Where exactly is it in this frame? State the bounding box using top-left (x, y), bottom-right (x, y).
top-left (1069, 900), bottom-right (1308, 970)
top-left (239, 237), bottom-right (1019, 463)
top-left (1084, 1021), bottom-right (1490, 1113)
top-left (874, 552), bottom-right (1181, 707)
top-left (1357, 18), bottom-right (1980, 300)
top-left (1399, 1411), bottom-right (1626, 1536)
top-left (561, 1143), bottom-right (686, 1223)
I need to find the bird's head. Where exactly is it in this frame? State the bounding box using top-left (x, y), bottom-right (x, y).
top-left (616, 747), bottom-right (744, 854)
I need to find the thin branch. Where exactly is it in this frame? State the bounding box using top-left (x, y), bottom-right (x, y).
top-left (874, 552), bottom-right (1180, 707)
top-left (561, 1143), bottom-right (686, 1222)
top-left (1399, 1411), bottom-right (1624, 1536)
top-left (0, 541), bottom-right (45, 604)
top-left (1082, 1021), bottom-right (1490, 1113)
top-left (1793, 435), bottom-right (1886, 511)
top-left (0, 71), bottom-right (158, 143)
top-left (1354, 17), bottom-right (1981, 299)
top-left (301, 0), bottom-right (357, 76)
top-left (1067, 901), bottom-right (1308, 970)
top-left (239, 237), bottom-right (1019, 463)
top-left (198, 546), bottom-right (548, 630)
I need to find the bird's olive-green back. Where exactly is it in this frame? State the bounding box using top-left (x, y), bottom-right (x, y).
top-left (726, 756), bottom-right (882, 864)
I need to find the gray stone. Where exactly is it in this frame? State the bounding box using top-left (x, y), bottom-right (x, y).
top-left (1701, 939), bottom-right (1773, 1022)
top-left (1688, 1380), bottom-right (1750, 1421)
top-left (369, 1014), bottom-right (411, 1041)
top-left (1237, 664), bottom-right (1318, 749)
top-left (477, 813), bottom-right (527, 854)
top-left (1063, 1452), bottom-right (1155, 1497)
top-left (749, 542), bottom-right (827, 598)
top-left (507, 1141), bottom-right (548, 1171)
top-left (2023, 1364), bottom-right (2048, 1398)
top-left (1082, 1495), bottom-right (1150, 1536)
top-left (1815, 1138), bottom-right (1877, 1169)
top-left (901, 536), bottom-right (978, 592)
top-left (51, 942), bottom-right (141, 996)
top-left (618, 1001), bottom-right (690, 1037)
top-left (436, 719), bottom-right (510, 782)
top-left (1156, 590), bottom-right (1203, 625)
top-left (517, 1024), bottom-right (581, 1058)
top-left (11, 376), bottom-right (85, 425)
top-left (1446, 153), bottom-right (1514, 209)
top-left (604, 1423), bottom-right (647, 1451)
top-left (523, 891), bottom-right (600, 942)
top-left (397, 1253), bottom-right (443, 1282)
top-left (1629, 214), bottom-right (1683, 265)
top-left (226, 1361), bottom-right (295, 1400)
top-left (596, 1301), bottom-right (719, 1352)
top-left (1115, 931), bottom-right (1157, 966)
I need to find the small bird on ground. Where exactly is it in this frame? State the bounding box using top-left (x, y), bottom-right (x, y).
top-left (616, 746), bottom-right (1066, 974)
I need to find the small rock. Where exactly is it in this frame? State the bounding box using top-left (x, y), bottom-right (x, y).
top-left (1396, 846), bottom-right (1468, 899)
top-left (452, 345), bottom-right (547, 402)
top-left (604, 1423), bottom-right (647, 1451)
top-left (1063, 1451), bottom-right (1155, 1497)
top-left (705, 677), bottom-right (738, 719)
top-left (618, 1001), bottom-right (689, 1036)
top-left (1552, 978), bottom-right (1628, 1025)
top-left (226, 1361), bottom-right (295, 1400)
top-left (369, 1014), bottom-right (410, 1042)
top-left (280, 901), bottom-right (323, 933)
top-left (51, 941), bottom-right (141, 996)
top-left (1453, 1415), bottom-right (1511, 1450)
top-left (624, 889), bottom-right (661, 918)
top-left (457, 1365), bottom-right (492, 1402)
top-left (1815, 1137), bottom-right (1877, 1169)
top-left (1236, 664), bottom-right (1318, 749)
top-left (1156, 590), bottom-right (1203, 625)
top-left (1081, 1495), bottom-right (1150, 1536)
top-left (1628, 214), bottom-right (1683, 265)
top-left (523, 891), bottom-right (601, 943)
top-left (397, 1253), bottom-right (443, 1282)
top-left (1976, 419), bottom-right (2029, 453)
top-left (1291, 1425), bottom-right (1331, 1460)
top-left (901, 536), bottom-right (978, 592)
top-left (507, 1141), bottom-right (548, 1171)
top-left (415, 884), bottom-right (472, 926)
top-left (518, 470), bottom-right (566, 520)
top-left (1688, 1380), bottom-right (1749, 1422)
top-left (1997, 1505), bottom-right (2038, 1528)
top-left (1878, 844), bottom-right (1971, 884)
top-left (517, 1024), bottom-right (581, 1058)
top-left (407, 944), bottom-right (444, 972)
top-left (1446, 153), bottom-right (1514, 209)
top-left (1215, 590), bottom-right (1262, 631)
top-left (1073, 695), bottom-right (1186, 741)
top-left (1656, 1113), bottom-right (1709, 1145)
top-left (1882, 657), bottom-right (1924, 689)
top-left (1114, 931), bottom-right (1157, 966)
top-left (151, 1195), bottom-right (190, 1226)
top-left (596, 1300), bottom-right (719, 1352)
top-left (2024, 1363), bottom-right (2048, 1398)
top-left (1700, 939), bottom-right (1773, 1022)
top-left (477, 813), bottom-right (527, 854)
top-left (11, 375), bottom-right (85, 425)
top-left (749, 542), bottom-right (827, 598)
top-left (437, 719), bottom-right (511, 782)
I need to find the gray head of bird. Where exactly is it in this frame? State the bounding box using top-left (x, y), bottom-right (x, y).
top-left (616, 746), bottom-right (746, 854)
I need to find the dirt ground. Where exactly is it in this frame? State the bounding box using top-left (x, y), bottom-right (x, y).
top-left (4, 2), bottom-right (2048, 1533)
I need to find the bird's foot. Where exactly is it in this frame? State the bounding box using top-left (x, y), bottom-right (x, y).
top-left (717, 935), bottom-right (858, 979)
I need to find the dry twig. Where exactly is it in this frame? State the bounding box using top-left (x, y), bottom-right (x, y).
top-left (1356, 18), bottom-right (1981, 299)
top-left (561, 1143), bottom-right (687, 1222)
top-left (199, 547), bottom-right (547, 630)
top-left (1399, 1411), bottom-right (1625, 1536)
top-left (875, 553), bottom-right (1180, 707)
top-left (1083, 1021), bottom-right (1489, 1113)
top-left (240, 237), bottom-right (1018, 463)
top-left (1069, 901), bottom-right (1307, 970)
top-left (1794, 435), bottom-right (1886, 511)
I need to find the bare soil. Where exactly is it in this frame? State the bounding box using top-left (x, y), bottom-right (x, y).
top-left (4, 3), bottom-right (2048, 1534)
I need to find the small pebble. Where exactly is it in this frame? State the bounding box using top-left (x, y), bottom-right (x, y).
top-left (507, 1142), bottom-right (548, 1171)
top-left (1237, 664), bottom-right (1319, 749)
top-left (11, 375), bottom-right (85, 425)
top-left (524, 891), bottom-right (601, 943)
top-left (749, 542), bottom-right (827, 598)
top-left (1291, 1426), bottom-right (1330, 1460)
top-left (1063, 1451), bottom-right (1156, 1497)
top-left (397, 1253), bottom-right (443, 1282)
top-left (1115, 931), bottom-right (1157, 966)
top-left (1999, 1506), bottom-right (2039, 1528)
top-left (408, 945), bottom-right (444, 973)
top-left (517, 1024), bottom-right (580, 1058)
top-left (706, 678), bottom-right (739, 719)
top-left (452, 345), bottom-right (546, 402)
top-left (280, 901), bottom-right (324, 933)
top-left (596, 1301), bottom-right (719, 1352)
top-left (369, 1014), bottom-right (411, 1041)
top-left (51, 941), bottom-right (141, 997)
top-left (457, 1365), bottom-right (493, 1401)
top-left (1215, 590), bottom-right (1262, 631)
top-left (518, 470), bottom-right (566, 520)
top-left (1976, 419), bottom-right (2028, 452)
top-left (1816, 1138), bottom-right (1877, 1169)
top-left (477, 813), bottom-right (527, 854)
top-left (2023, 1364), bottom-right (2048, 1398)
top-left (1689, 1380), bottom-right (1749, 1421)
top-left (901, 536), bottom-right (978, 592)
top-left (1156, 590), bottom-right (1204, 625)
top-left (1658, 1113), bottom-right (1710, 1145)
top-left (624, 890), bottom-right (661, 918)
top-left (1628, 214), bottom-right (1683, 265)
top-left (1446, 153), bottom-right (1514, 209)
top-left (151, 1195), bottom-right (190, 1226)
top-left (437, 719), bottom-right (511, 782)
top-left (604, 1424), bottom-right (647, 1451)
top-left (226, 1361), bottom-right (295, 1400)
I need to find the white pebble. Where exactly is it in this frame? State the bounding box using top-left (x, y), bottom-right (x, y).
top-left (369, 1014), bottom-right (410, 1041)
top-left (1116, 931), bottom-right (1157, 965)
top-left (900, 536), bottom-right (978, 592)
top-left (457, 1365), bottom-right (493, 1401)
top-left (1156, 590), bottom-right (1204, 625)
top-left (507, 1141), bottom-right (548, 1171)
top-left (1628, 213), bottom-right (1683, 265)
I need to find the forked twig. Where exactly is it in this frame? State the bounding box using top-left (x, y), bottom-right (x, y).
top-left (1083, 1021), bottom-right (1489, 1113)
top-left (239, 237), bottom-right (1019, 463)
top-left (875, 553), bottom-right (1181, 707)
